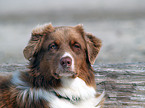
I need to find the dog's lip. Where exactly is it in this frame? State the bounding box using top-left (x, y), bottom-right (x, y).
top-left (59, 72), bottom-right (76, 77)
top-left (59, 69), bottom-right (75, 75)
top-left (53, 70), bottom-right (77, 79)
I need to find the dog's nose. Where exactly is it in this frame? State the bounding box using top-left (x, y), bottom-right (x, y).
top-left (60, 57), bottom-right (72, 68)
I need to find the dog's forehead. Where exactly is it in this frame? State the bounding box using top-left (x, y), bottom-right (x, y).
top-left (48, 27), bottom-right (84, 42)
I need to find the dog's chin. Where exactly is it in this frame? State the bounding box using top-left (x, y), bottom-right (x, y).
top-left (52, 69), bottom-right (78, 79)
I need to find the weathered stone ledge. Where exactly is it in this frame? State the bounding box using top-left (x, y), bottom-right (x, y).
top-left (0, 62), bottom-right (145, 108)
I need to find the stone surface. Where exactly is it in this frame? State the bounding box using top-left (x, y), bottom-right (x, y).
top-left (94, 63), bottom-right (145, 108)
top-left (0, 62), bottom-right (145, 107)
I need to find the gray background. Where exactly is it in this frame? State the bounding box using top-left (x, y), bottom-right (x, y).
top-left (0, 0), bottom-right (145, 64)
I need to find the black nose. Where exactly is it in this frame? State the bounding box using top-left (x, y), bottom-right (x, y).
top-left (60, 57), bottom-right (72, 68)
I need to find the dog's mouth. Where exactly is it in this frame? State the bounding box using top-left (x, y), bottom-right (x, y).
top-left (52, 68), bottom-right (78, 79)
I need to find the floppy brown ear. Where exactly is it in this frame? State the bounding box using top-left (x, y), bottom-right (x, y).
top-left (85, 33), bottom-right (102, 65)
top-left (23, 23), bottom-right (54, 60)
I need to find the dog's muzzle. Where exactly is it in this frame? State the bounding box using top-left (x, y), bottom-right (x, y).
top-left (52, 57), bottom-right (77, 79)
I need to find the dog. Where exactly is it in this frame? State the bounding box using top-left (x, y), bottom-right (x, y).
top-left (0, 24), bottom-right (105, 108)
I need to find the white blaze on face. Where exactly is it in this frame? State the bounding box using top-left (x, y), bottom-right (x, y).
top-left (61, 52), bottom-right (75, 71)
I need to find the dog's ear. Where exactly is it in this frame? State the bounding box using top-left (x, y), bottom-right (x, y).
top-left (74, 24), bottom-right (84, 35)
top-left (74, 24), bottom-right (102, 65)
top-left (85, 33), bottom-right (102, 65)
top-left (23, 23), bottom-right (54, 60)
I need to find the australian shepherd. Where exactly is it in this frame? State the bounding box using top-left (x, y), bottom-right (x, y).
top-left (0, 24), bottom-right (105, 108)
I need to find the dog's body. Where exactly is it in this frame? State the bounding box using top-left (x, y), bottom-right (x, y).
top-left (0, 24), bottom-right (104, 108)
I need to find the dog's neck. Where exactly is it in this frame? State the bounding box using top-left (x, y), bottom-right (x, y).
top-left (11, 73), bottom-right (104, 108)
top-left (12, 73), bottom-right (96, 100)
top-left (54, 77), bottom-right (97, 101)
top-left (52, 91), bottom-right (81, 104)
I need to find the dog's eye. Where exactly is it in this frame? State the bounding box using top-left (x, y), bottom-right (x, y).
top-left (74, 43), bottom-right (81, 49)
top-left (73, 43), bottom-right (81, 49)
top-left (72, 43), bottom-right (81, 54)
top-left (48, 43), bottom-right (58, 50)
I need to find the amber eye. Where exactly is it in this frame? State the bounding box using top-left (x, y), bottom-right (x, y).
top-left (48, 43), bottom-right (58, 50)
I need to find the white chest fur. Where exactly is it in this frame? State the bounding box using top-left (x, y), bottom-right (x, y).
top-left (12, 74), bottom-right (104, 108)
top-left (40, 77), bottom-right (104, 108)
top-left (47, 77), bottom-right (104, 108)
top-left (54, 77), bottom-right (96, 101)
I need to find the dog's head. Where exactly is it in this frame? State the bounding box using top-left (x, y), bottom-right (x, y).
top-left (23, 24), bottom-right (101, 79)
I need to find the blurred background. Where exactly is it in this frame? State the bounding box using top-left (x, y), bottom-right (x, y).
top-left (0, 0), bottom-right (145, 64)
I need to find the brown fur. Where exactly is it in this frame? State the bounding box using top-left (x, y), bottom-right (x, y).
top-left (0, 24), bottom-right (103, 108)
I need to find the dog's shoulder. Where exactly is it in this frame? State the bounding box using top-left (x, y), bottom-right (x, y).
top-left (0, 75), bottom-right (12, 89)
top-left (0, 75), bottom-right (13, 108)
